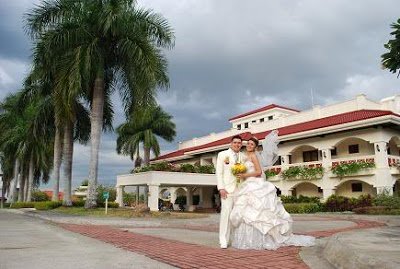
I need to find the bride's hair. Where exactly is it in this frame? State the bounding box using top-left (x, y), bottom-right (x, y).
top-left (248, 137), bottom-right (259, 148)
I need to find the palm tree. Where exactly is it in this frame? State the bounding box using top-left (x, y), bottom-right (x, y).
top-left (116, 105), bottom-right (176, 166)
top-left (382, 18), bottom-right (400, 77)
top-left (26, 0), bottom-right (174, 208)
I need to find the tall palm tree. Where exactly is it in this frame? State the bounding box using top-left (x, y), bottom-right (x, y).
top-left (382, 18), bottom-right (400, 77)
top-left (116, 105), bottom-right (176, 165)
top-left (26, 0), bottom-right (174, 208)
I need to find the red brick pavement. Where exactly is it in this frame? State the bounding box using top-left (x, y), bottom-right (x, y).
top-left (59, 218), bottom-right (384, 269)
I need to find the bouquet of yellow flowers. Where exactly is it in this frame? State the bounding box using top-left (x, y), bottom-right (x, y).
top-left (231, 163), bottom-right (247, 186)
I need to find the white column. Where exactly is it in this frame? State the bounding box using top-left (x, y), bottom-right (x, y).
top-left (212, 156), bottom-right (217, 166)
top-left (116, 186), bottom-right (124, 207)
top-left (281, 189), bottom-right (292, 196)
top-left (186, 187), bottom-right (194, 211)
top-left (322, 188), bottom-right (335, 201)
top-left (198, 187), bottom-right (204, 208)
top-left (281, 155), bottom-right (290, 167)
top-left (374, 141), bottom-right (393, 195)
top-left (136, 186), bottom-right (140, 205)
top-left (148, 184), bottom-right (160, 211)
top-left (169, 187), bottom-right (177, 204)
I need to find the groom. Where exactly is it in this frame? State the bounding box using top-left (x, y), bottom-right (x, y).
top-left (216, 135), bottom-right (243, 249)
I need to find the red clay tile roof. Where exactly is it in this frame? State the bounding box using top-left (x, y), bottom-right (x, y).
top-left (229, 104), bottom-right (300, 121)
top-left (155, 110), bottom-right (399, 161)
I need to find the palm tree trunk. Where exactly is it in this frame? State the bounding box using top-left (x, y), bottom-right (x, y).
top-left (24, 173), bottom-right (29, 202)
top-left (10, 159), bottom-right (20, 203)
top-left (1, 179), bottom-right (6, 208)
top-left (85, 77), bottom-right (105, 208)
top-left (52, 126), bottom-right (63, 201)
top-left (62, 121), bottom-right (74, 206)
top-left (26, 154), bottom-right (34, 202)
top-left (143, 146), bottom-right (150, 165)
top-left (18, 167), bottom-right (25, 202)
top-left (143, 145), bottom-right (150, 206)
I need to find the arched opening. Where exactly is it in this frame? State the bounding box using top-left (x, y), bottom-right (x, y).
top-left (291, 182), bottom-right (322, 198)
top-left (159, 188), bottom-right (171, 200)
top-left (336, 179), bottom-right (376, 198)
top-left (333, 137), bottom-right (374, 159)
top-left (394, 179), bottom-right (400, 196)
top-left (290, 145), bottom-right (319, 164)
top-left (388, 136), bottom-right (400, 156)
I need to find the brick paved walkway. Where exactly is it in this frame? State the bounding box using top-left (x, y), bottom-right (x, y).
top-left (59, 218), bottom-right (384, 269)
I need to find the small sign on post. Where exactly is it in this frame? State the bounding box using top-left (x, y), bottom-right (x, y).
top-left (103, 192), bottom-right (110, 214)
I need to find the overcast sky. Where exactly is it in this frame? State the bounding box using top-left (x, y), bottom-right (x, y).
top-left (0, 0), bottom-right (399, 188)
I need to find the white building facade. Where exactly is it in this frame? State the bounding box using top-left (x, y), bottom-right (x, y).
top-left (116, 94), bottom-right (400, 211)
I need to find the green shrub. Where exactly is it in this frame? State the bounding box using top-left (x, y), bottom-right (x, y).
top-left (281, 166), bottom-right (324, 180)
top-left (123, 192), bottom-right (136, 206)
top-left (34, 201), bottom-right (62, 210)
top-left (180, 163), bottom-right (196, 173)
top-left (106, 202), bottom-right (119, 208)
top-left (283, 203), bottom-right (320, 213)
top-left (265, 170), bottom-right (278, 178)
top-left (10, 202), bottom-right (35, 208)
top-left (31, 190), bottom-right (50, 202)
top-left (373, 194), bottom-right (400, 209)
top-left (331, 161), bottom-right (375, 177)
top-left (96, 185), bottom-right (116, 205)
top-left (280, 195), bottom-right (321, 204)
top-left (324, 194), bottom-right (373, 212)
top-left (352, 206), bottom-right (400, 215)
top-left (72, 200), bottom-right (85, 207)
top-left (195, 164), bottom-right (215, 174)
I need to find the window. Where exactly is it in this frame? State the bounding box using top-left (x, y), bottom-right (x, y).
top-left (237, 124), bottom-right (241, 130)
top-left (331, 147), bottom-right (337, 156)
top-left (351, 183), bottom-right (363, 192)
top-left (303, 150), bottom-right (319, 162)
top-left (268, 115), bottom-right (273, 120)
top-left (387, 147), bottom-right (391, 155)
top-left (348, 144), bottom-right (359, 154)
top-left (252, 120), bottom-right (256, 123)
top-left (260, 118), bottom-right (265, 123)
top-left (318, 187), bottom-right (323, 193)
top-left (244, 122), bottom-right (249, 128)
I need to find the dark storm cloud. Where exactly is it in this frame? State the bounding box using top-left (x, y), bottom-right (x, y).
top-left (2, 0), bottom-right (400, 188)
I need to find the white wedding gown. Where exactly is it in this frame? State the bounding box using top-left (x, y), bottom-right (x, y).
top-left (230, 160), bottom-right (315, 250)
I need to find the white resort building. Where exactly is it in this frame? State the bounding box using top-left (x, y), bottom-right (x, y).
top-left (116, 94), bottom-right (400, 211)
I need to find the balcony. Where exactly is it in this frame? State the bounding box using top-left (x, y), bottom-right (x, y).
top-left (266, 161), bottom-right (323, 181)
top-left (266, 155), bottom-right (380, 181)
top-left (388, 155), bottom-right (400, 175)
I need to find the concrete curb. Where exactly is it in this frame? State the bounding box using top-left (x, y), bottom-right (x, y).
top-left (322, 231), bottom-right (399, 269)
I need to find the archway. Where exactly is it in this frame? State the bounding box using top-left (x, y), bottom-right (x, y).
top-left (290, 145), bottom-right (319, 164)
top-left (333, 137), bottom-right (374, 159)
top-left (291, 182), bottom-right (322, 198)
top-left (336, 179), bottom-right (376, 198)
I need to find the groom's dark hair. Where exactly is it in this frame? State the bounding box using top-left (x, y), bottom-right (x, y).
top-left (231, 135), bottom-right (243, 142)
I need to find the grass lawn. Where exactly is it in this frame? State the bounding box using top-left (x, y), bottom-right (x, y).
top-left (52, 206), bottom-right (209, 219)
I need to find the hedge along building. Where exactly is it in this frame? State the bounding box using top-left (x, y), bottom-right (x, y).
top-left (116, 94), bottom-right (400, 211)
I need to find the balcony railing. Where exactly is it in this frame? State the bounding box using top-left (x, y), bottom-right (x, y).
top-left (388, 155), bottom-right (400, 175)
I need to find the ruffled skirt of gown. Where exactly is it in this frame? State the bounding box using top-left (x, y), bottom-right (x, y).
top-left (230, 177), bottom-right (315, 250)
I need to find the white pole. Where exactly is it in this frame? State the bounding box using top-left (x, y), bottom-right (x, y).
top-left (105, 198), bottom-right (108, 215)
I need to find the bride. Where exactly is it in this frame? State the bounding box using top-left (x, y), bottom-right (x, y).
top-left (230, 132), bottom-right (315, 250)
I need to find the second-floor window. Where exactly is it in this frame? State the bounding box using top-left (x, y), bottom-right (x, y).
top-left (244, 122), bottom-right (249, 128)
top-left (237, 124), bottom-right (241, 130)
top-left (303, 150), bottom-right (318, 162)
top-left (348, 144), bottom-right (359, 154)
top-left (268, 115), bottom-right (273, 120)
top-left (260, 118), bottom-right (264, 123)
top-left (252, 120), bottom-right (256, 123)
top-left (331, 147), bottom-right (337, 156)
